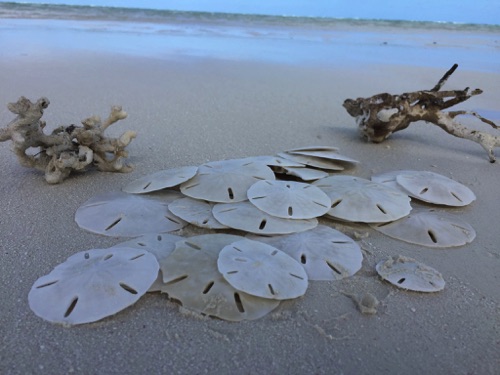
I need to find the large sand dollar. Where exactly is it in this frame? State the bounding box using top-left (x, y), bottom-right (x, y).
top-left (371, 210), bottom-right (476, 247)
top-left (180, 158), bottom-right (275, 203)
top-left (249, 225), bottom-right (362, 281)
top-left (160, 234), bottom-right (279, 321)
top-left (212, 201), bottom-right (318, 235)
top-left (122, 166), bottom-right (198, 194)
top-left (247, 180), bottom-right (331, 219)
top-left (395, 170), bottom-right (476, 206)
top-left (28, 247), bottom-right (159, 325)
top-left (217, 239), bottom-right (308, 300)
top-left (75, 190), bottom-right (186, 237)
top-left (314, 175), bottom-right (411, 223)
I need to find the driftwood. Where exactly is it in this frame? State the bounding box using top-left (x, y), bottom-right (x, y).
top-left (343, 64), bottom-right (499, 162)
top-left (0, 97), bottom-right (136, 183)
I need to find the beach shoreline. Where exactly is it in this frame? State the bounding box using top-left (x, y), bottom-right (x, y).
top-left (1, 16), bottom-right (499, 375)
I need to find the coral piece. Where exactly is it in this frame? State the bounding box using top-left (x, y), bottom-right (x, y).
top-left (0, 96), bottom-right (136, 183)
top-left (343, 64), bottom-right (500, 162)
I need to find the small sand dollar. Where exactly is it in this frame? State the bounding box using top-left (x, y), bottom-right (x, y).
top-left (122, 166), bottom-right (198, 194)
top-left (396, 171), bottom-right (476, 206)
top-left (217, 239), bottom-right (308, 300)
top-left (28, 247), bottom-right (159, 325)
top-left (313, 175), bottom-right (411, 223)
top-left (371, 210), bottom-right (476, 248)
top-left (168, 197), bottom-right (228, 229)
top-left (212, 201), bottom-right (318, 235)
top-left (376, 256), bottom-right (445, 292)
top-left (247, 180), bottom-right (331, 219)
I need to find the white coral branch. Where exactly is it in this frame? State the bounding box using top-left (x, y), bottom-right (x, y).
top-left (0, 96), bottom-right (136, 183)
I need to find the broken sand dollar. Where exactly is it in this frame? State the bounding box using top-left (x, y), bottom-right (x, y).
top-left (370, 210), bottom-right (476, 248)
top-left (247, 180), bottom-right (331, 219)
top-left (122, 166), bottom-right (198, 194)
top-left (395, 170), bottom-right (476, 207)
top-left (28, 247), bottom-right (159, 325)
top-left (180, 158), bottom-right (275, 203)
top-left (212, 201), bottom-right (318, 235)
top-left (376, 256), bottom-right (445, 292)
top-left (217, 239), bottom-right (308, 300)
top-left (168, 197), bottom-right (228, 229)
top-left (248, 225), bottom-right (362, 281)
top-left (75, 191), bottom-right (186, 237)
top-left (160, 234), bottom-right (279, 321)
top-left (114, 233), bottom-right (184, 292)
top-left (313, 175), bottom-right (411, 223)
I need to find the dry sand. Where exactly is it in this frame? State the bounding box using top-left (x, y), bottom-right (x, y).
top-left (0, 18), bottom-right (499, 375)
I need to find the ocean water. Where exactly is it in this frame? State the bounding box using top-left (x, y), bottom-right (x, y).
top-left (0, 0), bottom-right (499, 27)
top-left (0, 1), bottom-right (499, 71)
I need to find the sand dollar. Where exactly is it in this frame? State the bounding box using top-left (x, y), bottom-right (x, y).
top-left (122, 166), bottom-right (198, 194)
top-left (396, 170), bottom-right (476, 206)
top-left (75, 190), bottom-right (186, 237)
top-left (371, 210), bottom-right (476, 247)
top-left (249, 225), bottom-right (362, 281)
top-left (160, 234), bottom-right (279, 321)
top-left (247, 180), bottom-right (331, 219)
top-left (28, 247), bottom-right (159, 325)
top-left (376, 256), bottom-right (445, 292)
top-left (313, 175), bottom-right (411, 223)
top-left (217, 239), bottom-right (308, 300)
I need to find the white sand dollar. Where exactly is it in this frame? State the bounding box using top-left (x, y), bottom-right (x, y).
top-left (28, 247), bottom-right (159, 325)
top-left (75, 191), bottom-right (186, 237)
top-left (371, 210), bottom-right (476, 247)
top-left (247, 180), bottom-right (331, 219)
top-left (122, 166), bottom-right (198, 194)
top-left (217, 239), bottom-right (308, 300)
top-left (286, 147), bottom-right (359, 165)
top-left (376, 256), bottom-right (445, 292)
top-left (249, 225), bottom-right (362, 280)
top-left (160, 234), bottom-right (279, 321)
top-left (313, 175), bottom-right (411, 223)
top-left (396, 170), bottom-right (476, 206)
top-left (277, 152), bottom-right (346, 171)
top-left (168, 197), bottom-right (228, 229)
top-left (180, 158), bottom-right (275, 203)
top-left (114, 233), bottom-right (184, 292)
top-left (212, 201), bottom-right (318, 235)
top-left (240, 155), bottom-right (305, 168)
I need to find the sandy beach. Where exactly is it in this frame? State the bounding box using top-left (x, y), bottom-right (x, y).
top-left (0, 13), bottom-right (499, 375)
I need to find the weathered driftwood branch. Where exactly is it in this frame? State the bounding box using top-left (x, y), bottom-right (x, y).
top-left (343, 64), bottom-right (500, 162)
top-left (0, 97), bottom-right (137, 183)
